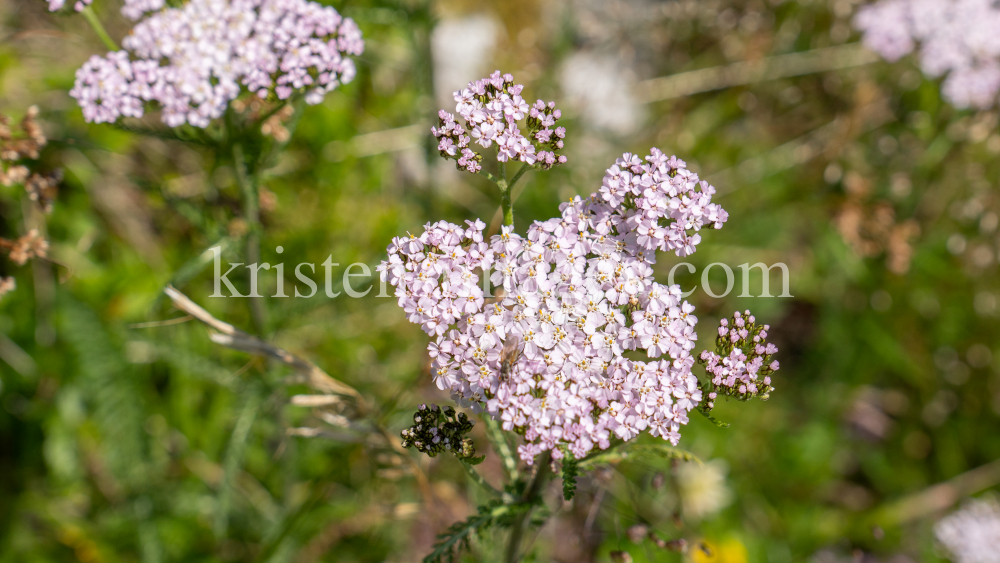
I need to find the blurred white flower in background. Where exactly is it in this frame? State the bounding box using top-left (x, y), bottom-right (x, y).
top-left (560, 52), bottom-right (644, 135)
top-left (431, 14), bottom-right (500, 108)
top-left (934, 497), bottom-right (1000, 563)
top-left (676, 459), bottom-right (733, 521)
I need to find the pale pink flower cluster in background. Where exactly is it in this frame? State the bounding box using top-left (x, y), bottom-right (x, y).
top-left (120, 0), bottom-right (167, 20)
top-left (698, 311), bottom-right (779, 410)
top-left (379, 149), bottom-right (727, 463)
top-left (45, 0), bottom-right (92, 12)
top-left (934, 498), bottom-right (1000, 563)
top-left (432, 71), bottom-right (567, 174)
top-left (854, 0), bottom-right (1000, 109)
top-left (46, 0), bottom-right (165, 19)
top-left (68, 0), bottom-right (364, 127)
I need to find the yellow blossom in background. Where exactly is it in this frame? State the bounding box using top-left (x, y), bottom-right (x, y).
top-left (689, 537), bottom-right (749, 563)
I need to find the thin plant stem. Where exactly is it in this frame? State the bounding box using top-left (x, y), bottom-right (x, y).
top-left (460, 461), bottom-right (501, 497)
top-left (497, 161), bottom-right (516, 226)
top-left (504, 450), bottom-right (552, 563)
top-left (500, 182), bottom-right (513, 227)
top-left (483, 415), bottom-right (519, 481)
top-left (232, 142), bottom-right (266, 334)
top-left (476, 168), bottom-right (501, 184)
top-left (479, 163), bottom-right (532, 228)
top-left (81, 6), bottom-right (118, 51)
top-left (506, 164), bottom-right (530, 192)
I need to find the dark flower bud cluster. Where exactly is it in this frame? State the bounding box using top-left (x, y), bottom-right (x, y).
top-left (400, 404), bottom-right (480, 462)
top-left (697, 310), bottom-right (780, 410)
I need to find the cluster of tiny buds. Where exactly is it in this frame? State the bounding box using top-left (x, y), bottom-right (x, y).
top-left (0, 230), bottom-right (48, 300)
top-left (0, 107), bottom-right (59, 214)
top-left (432, 71), bottom-right (567, 174)
top-left (0, 106), bottom-right (45, 160)
top-left (1, 229), bottom-right (50, 266)
top-left (400, 404), bottom-right (478, 462)
top-left (0, 277), bottom-right (14, 300)
top-left (698, 310), bottom-right (779, 409)
top-left (231, 98), bottom-right (297, 143)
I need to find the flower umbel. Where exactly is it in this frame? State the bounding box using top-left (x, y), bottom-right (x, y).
top-left (854, 0), bottom-right (1000, 109)
top-left (380, 148), bottom-right (728, 463)
top-left (697, 310), bottom-right (779, 410)
top-left (433, 71), bottom-right (567, 174)
top-left (69, 0), bottom-right (365, 127)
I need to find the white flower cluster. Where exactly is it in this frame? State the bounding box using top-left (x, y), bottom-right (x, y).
top-left (854, 0), bottom-right (1000, 109)
top-left (698, 311), bottom-right (779, 410)
top-left (379, 149), bottom-right (728, 463)
top-left (432, 71), bottom-right (567, 174)
top-left (68, 0), bottom-right (364, 127)
top-left (934, 498), bottom-right (1000, 563)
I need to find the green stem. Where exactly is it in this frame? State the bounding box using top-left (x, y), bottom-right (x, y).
top-left (483, 415), bottom-right (519, 481)
top-left (460, 461), bottom-right (501, 497)
top-left (500, 182), bottom-right (513, 227)
top-left (507, 165), bottom-right (530, 192)
top-left (81, 6), bottom-right (118, 51)
top-left (215, 383), bottom-right (262, 538)
top-left (477, 163), bottom-right (520, 227)
top-left (504, 450), bottom-right (552, 563)
top-left (479, 162), bottom-right (529, 226)
top-left (233, 142), bottom-right (266, 334)
top-left (476, 168), bottom-right (501, 184)
top-left (498, 162), bottom-right (515, 226)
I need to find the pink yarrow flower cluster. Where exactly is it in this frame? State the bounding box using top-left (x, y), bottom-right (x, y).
top-left (120, 0), bottom-right (167, 20)
top-left (68, 0), bottom-right (364, 127)
top-left (46, 0), bottom-right (168, 19)
top-left (379, 149), bottom-right (727, 464)
top-left (854, 0), bottom-right (1000, 109)
top-left (934, 498), bottom-right (1000, 563)
top-left (432, 71), bottom-right (567, 174)
top-left (697, 311), bottom-right (779, 410)
top-left (45, 0), bottom-right (92, 11)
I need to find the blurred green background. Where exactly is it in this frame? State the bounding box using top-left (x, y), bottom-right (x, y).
top-left (1, 0), bottom-right (999, 561)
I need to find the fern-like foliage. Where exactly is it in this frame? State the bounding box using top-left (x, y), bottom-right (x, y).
top-left (422, 501), bottom-right (498, 563)
top-left (61, 299), bottom-right (149, 489)
top-left (562, 451), bottom-right (578, 501)
top-left (422, 500), bottom-right (532, 563)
